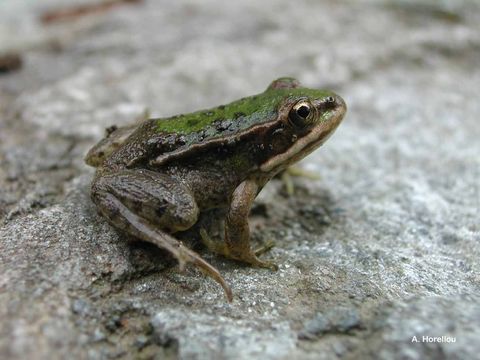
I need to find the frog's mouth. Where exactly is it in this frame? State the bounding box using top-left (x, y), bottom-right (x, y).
top-left (260, 95), bottom-right (346, 173)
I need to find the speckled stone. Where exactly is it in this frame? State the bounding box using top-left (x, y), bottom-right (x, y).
top-left (1, 0), bottom-right (479, 359)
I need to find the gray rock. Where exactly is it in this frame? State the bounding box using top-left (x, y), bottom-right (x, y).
top-left (299, 307), bottom-right (362, 340)
top-left (356, 297), bottom-right (480, 360)
top-left (300, 313), bottom-right (332, 339)
top-left (1, 0), bottom-right (479, 359)
top-left (150, 310), bottom-right (296, 359)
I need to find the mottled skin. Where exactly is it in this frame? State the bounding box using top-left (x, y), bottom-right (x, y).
top-left (85, 78), bottom-right (346, 301)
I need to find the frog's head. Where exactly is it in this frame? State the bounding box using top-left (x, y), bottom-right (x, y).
top-left (258, 78), bottom-right (346, 174)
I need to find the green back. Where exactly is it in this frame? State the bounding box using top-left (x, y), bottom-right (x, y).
top-left (154, 87), bottom-right (333, 149)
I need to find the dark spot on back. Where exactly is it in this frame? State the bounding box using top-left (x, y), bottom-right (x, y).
top-left (177, 136), bottom-right (186, 145)
top-left (214, 118), bottom-right (235, 132)
top-left (187, 118), bottom-right (199, 127)
top-left (197, 131), bottom-right (206, 142)
top-left (218, 105), bottom-right (225, 110)
top-left (217, 119), bottom-right (234, 132)
top-left (156, 205), bottom-right (167, 218)
top-left (105, 125), bottom-right (118, 136)
top-left (131, 199), bottom-right (143, 212)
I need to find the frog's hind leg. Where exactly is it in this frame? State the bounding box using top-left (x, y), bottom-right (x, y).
top-left (101, 194), bottom-right (232, 301)
top-left (91, 170), bottom-right (233, 302)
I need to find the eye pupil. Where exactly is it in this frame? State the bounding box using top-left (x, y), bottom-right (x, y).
top-left (297, 105), bottom-right (310, 118)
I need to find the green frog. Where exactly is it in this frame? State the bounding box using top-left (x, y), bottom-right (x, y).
top-left (85, 78), bottom-right (346, 302)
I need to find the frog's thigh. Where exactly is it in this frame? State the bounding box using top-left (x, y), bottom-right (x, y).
top-left (92, 169), bottom-right (199, 232)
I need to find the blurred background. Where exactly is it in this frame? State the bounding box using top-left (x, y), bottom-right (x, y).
top-left (1, 1), bottom-right (479, 359)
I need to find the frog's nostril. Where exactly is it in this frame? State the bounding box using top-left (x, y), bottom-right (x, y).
top-left (319, 96), bottom-right (339, 111)
top-left (317, 95), bottom-right (346, 115)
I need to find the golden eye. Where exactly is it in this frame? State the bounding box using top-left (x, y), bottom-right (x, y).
top-left (289, 101), bottom-right (311, 127)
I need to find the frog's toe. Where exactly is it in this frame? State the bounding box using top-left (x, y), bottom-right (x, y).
top-left (234, 251), bottom-right (278, 271)
top-left (176, 243), bottom-right (233, 302)
top-left (254, 240), bottom-right (275, 256)
top-left (252, 257), bottom-right (279, 271)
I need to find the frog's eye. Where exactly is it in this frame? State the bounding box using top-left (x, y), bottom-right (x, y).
top-left (289, 101), bottom-right (312, 127)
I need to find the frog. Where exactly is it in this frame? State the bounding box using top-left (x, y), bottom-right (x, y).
top-left (85, 77), bottom-right (346, 302)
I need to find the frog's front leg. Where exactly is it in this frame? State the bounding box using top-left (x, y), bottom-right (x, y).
top-left (91, 169), bottom-right (233, 301)
top-left (213, 179), bottom-right (278, 271)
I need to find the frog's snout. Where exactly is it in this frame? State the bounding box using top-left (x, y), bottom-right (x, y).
top-left (314, 94), bottom-right (347, 127)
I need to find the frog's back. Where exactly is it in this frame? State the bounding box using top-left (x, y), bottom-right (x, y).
top-left (103, 92), bottom-right (283, 169)
top-left (154, 92), bottom-right (279, 139)
top-left (93, 82), bottom-right (322, 170)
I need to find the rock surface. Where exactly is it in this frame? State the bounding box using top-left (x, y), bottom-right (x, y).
top-left (1, 0), bottom-right (479, 359)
